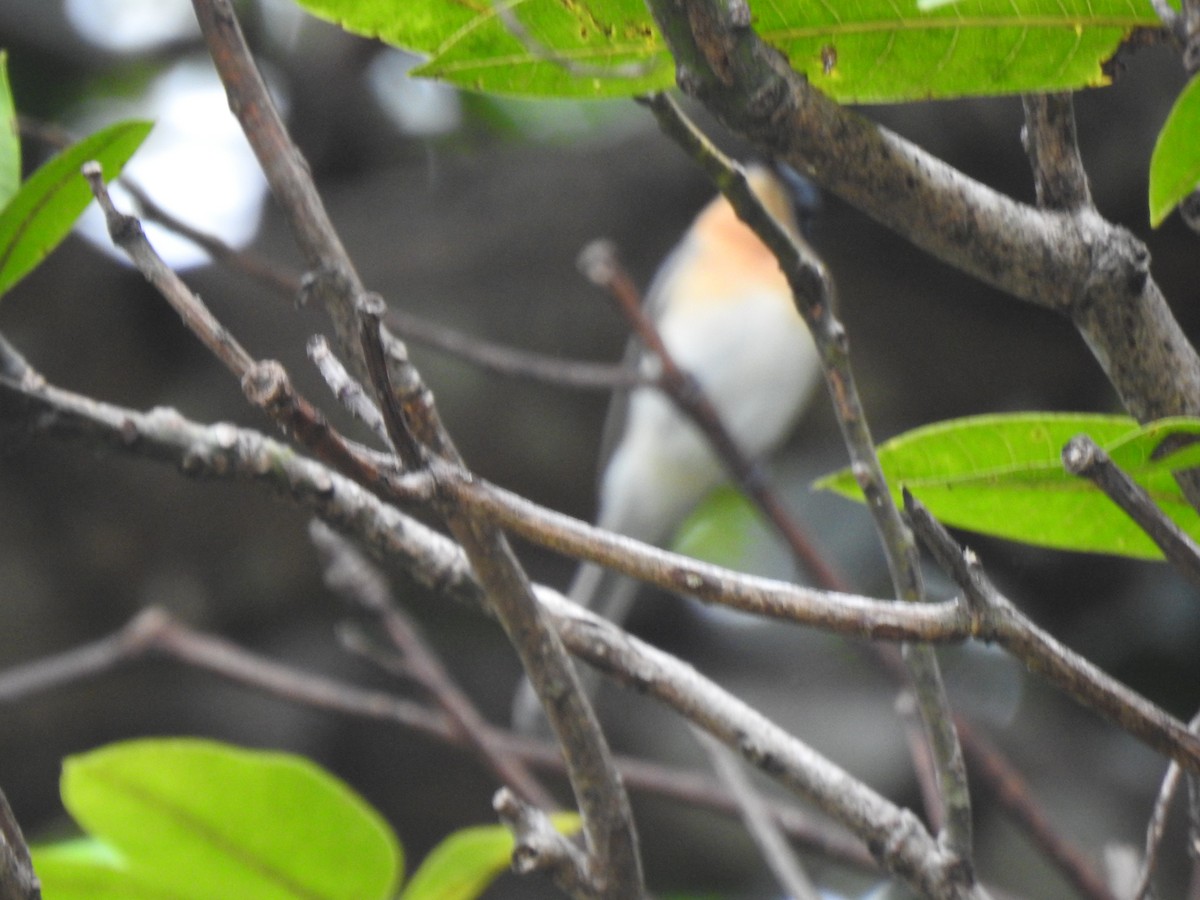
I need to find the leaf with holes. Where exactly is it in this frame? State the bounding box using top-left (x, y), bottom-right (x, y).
top-left (0, 119), bottom-right (151, 301)
top-left (815, 413), bottom-right (1200, 559)
top-left (32, 738), bottom-right (402, 900)
top-left (290, 0), bottom-right (1157, 101)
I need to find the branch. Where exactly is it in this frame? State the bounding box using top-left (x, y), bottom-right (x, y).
top-left (692, 727), bottom-right (819, 900)
top-left (1062, 434), bottom-right (1200, 589)
top-left (387, 308), bottom-right (643, 393)
top-left (640, 92), bottom-right (973, 873)
top-left (1021, 93), bottom-right (1092, 211)
top-left (186, 3), bottom-right (648, 889)
top-left (0, 786), bottom-right (38, 900)
top-left (308, 520), bottom-right (555, 810)
top-left (6, 351), bottom-right (1200, 781)
top-left (0, 602), bottom-right (875, 872)
top-left (904, 493), bottom-right (1200, 777)
top-left (643, 0), bottom-right (1200, 432)
top-left (0, 353), bottom-right (966, 894)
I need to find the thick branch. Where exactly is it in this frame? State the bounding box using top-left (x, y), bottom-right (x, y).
top-left (644, 0), bottom-right (1200, 426)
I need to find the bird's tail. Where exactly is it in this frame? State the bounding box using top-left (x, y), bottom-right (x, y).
top-left (509, 561), bottom-right (641, 735)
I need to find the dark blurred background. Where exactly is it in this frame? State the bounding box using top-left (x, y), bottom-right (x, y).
top-left (0, 2), bottom-right (1198, 897)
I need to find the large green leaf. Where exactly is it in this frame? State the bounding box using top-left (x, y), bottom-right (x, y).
top-left (815, 413), bottom-right (1200, 559)
top-left (294, 0), bottom-right (670, 99)
top-left (1149, 73), bottom-right (1200, 227)
top-left (0, 119), bottom-right (151, 301)
top-left (401, 813), bottom-right (580, 900)
top-left (33, 738), bottom-right (402, 900)
top-left (291, 0), bottom-right (1157, 101)
top-left (0, 51), bottom-right (18, 209)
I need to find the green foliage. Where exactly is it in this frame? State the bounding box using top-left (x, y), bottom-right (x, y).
top-left (815, 413), bottom-right (1200, 559)
top-left (671, 486), bottom-right (763, 569)
top-left (289, 0), bottom-right (1155, 102)
top-left (32, 738), bottom-right (402, 900)
top-left (400, 813), bottom-right (581, 900)
top-left (0, 52), bottom-right (18, 209)
top-left (32, 738), bottom-right (581, 900)
top-left (0, 118), bottom-right (152, 301)
top-left (291, 0), bottom-right (669, 99)
top-left (1149, 73), bottom-right (1200, 227)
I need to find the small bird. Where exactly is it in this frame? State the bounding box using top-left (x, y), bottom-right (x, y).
top-left (513, 164), bottom-right (821, 729)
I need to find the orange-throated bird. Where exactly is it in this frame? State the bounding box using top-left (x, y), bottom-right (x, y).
top-left (513, 164), bottom-right (821, 730)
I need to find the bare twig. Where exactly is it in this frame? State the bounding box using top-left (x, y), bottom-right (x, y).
top-left (307, 336), bottom-right (389, 445)
top-left (1021, 93), bottom-right (1093, 211)
top-left (642, 0), bottom-right (1200, 447)
top-left (309, 520), bottom-right (555, 809)
top-left (493, 788), bottom-right (591, 890)
top-left (1136, 761), bottom-right (1185, 900)
top-left (1062, 434), bottom-right (1200, 589)
top-left (692, 727), bottom-right (819, 900)
top-left (0, 786), bottom-right (39, 900)
top-left (904, 491), bottom-right (1200, 777)
top-left (180, 4), bottom-right (644, 872)
top-left (640, 91), bottom-right (974, 875)
top-left (388, 308), bottom-right (643, 392)
top-left (956, 718), bottom-right (1117, 900)
top-left (0, 600), bottom-right (874, 871)
top-left (82, 162), bottom-right (256, 379)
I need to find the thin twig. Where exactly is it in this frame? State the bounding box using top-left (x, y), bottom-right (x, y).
top-left (904, 491), bottom-right (1200, 777)
top-left (1021, 93), bottom-right (1093, 211)
top-left (0, 603), bottom-right (874, 871)
top-left (157, 4), bottom-right (651, 889)
top-left (1062, 434), bottom-right (1200, 589)
top-left (309, 520), bottom-right (555, 809)
top-left (0, 787), bottom-right (38, 900)
top-left (1136, 760), bottom-right (1184, 900)
top-left (8, 361), bottom-right (1200, 783)
top-left (82, 162), bottom-right (256, 379)
top-left (388, 308), bottom-right (644, 392)
top-left (640, 91), bottom-right (974, 874)
top-left (955, 718), bottom-right (1117, 900)
top-left (306, 335), bottom-right (390, 445)
top-left (692, 727), bottom-right (820, 900)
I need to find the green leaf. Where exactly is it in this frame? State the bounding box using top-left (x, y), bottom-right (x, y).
top-left (1149, 73), bottom-right (1200, 227)
top-left (290, 0), bottom-right (1156, 102)
top-left (0, 119), bottom-right (151, 301)
top-left (401, 813), bottom-right (580, 900)
top-left (0, 52), bottom-right (19, 208)
top-left (35, 737), bottom-right (402, 900)
top-left (671, 486), bottom-right (762, 570)
top-left (767, 0), bottom-right (1154, 103)
top-left (293, 0), bottom-right (670, 99)
top-left (814, 413), bottom-right (1200, 559)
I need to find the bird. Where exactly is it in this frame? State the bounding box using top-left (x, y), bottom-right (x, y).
top-left (513, 163), bottom-right (822, 731)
